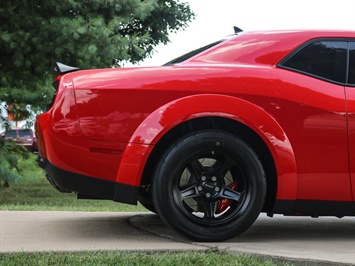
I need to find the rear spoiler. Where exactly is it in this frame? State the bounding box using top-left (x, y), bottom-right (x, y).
top-left (53, 62), bottom-right (79, 75)
top-left (52, 62), bottom-right (79, 91)
top-left (233, 26), bottom-right (243, 33)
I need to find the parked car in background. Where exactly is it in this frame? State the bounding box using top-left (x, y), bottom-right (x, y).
top-left (3, 129), bottom-right (37, 152)
top-left (36, 29), bottom-right (355, 242)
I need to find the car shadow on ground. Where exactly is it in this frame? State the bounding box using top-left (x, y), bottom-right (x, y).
top-left (128, 213), bottom-right (355, 265)
top-left (52, 213), bottom-right (153, 241)
top-left (128, 213), bottom-right (355, 243)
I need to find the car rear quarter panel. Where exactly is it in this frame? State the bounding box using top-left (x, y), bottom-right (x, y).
top-left (72, 64), bottom-right (351, 202)
top-left (36, 75), bottom-right (122, 182)
top-left (41, 30), bottom-right (353, 203)
top-left (115, 94), bottom-right (298, 201)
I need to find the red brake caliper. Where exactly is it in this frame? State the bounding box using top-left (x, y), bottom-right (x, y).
top-left (216, 181), bottom-right (238, 214)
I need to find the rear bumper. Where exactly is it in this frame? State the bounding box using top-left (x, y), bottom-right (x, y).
top-left (38, 156), bottom-right (138, 205)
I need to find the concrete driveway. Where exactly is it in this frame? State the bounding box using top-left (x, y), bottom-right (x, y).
top-left (1, 211), bottom-right (354, 265)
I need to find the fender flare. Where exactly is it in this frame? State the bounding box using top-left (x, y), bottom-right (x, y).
top-left (116, 94), bottom-right (297, 201)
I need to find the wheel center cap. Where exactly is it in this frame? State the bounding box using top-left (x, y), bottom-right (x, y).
top-left (198, 176), bottom-right (221, 198)
top-left (202, 181), bottom-right (216, 193)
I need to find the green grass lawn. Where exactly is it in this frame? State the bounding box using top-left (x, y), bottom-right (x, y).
top-left (0, 251), bottom-right (292, 266)
top-left (0, 155), bottom-right (146, 212)
top-left (0, 155), bottom-right (293, 266)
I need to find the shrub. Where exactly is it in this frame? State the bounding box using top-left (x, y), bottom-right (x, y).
top-left (0, 138), bottom-right (29, 188)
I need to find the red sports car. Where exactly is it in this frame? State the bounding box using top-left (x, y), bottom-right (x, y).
top-left (36, 29), bottom-right (355, 241)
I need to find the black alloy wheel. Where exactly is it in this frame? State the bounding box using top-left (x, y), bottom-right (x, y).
top-left (152, 131), bottom-right (266, 242)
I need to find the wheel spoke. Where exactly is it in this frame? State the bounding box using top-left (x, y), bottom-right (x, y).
top-left (220, 186), bottom-right (241, 202)
top-left (211, 158), bottom-right (234, 178)
top-left (203, 199), bottom-right (216, 220)
top-left (180, 185), bottom-right (199, 200)
top-left (187, 160), bottom-right (205, 178)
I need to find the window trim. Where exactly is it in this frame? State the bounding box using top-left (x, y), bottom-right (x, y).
top-left (277, 38), bottom-right (355, 87)
top-left (163, 34), bottom-right (238, 66)
top-left (347, 41), bottom-right (355, 86)
top-left (163, 40), bottom-right (224, 66)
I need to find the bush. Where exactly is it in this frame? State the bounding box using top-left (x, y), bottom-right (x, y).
top-left (0, 138), bottom-right (30, 188)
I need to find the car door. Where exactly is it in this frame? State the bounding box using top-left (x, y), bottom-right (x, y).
top-left (346, 41), bottom-right (355, 199)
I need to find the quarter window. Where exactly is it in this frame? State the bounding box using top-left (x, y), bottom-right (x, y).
top-left (281, 40), bottom-right (347, 84)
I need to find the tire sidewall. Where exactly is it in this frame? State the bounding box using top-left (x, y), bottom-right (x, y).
top-left (152, 131), bottom-right (266, 241)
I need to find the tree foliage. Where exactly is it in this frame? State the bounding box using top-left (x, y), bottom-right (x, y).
top-left (0, 0), bottom-right (194, 187)
top-left (0, 0), bottom-right (195, 110)
top-left (0, 138), bottom-right (29, 188)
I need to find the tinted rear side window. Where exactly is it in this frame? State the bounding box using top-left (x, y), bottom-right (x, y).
top-left (164, 40), bottom-right (223, 65)
top-left (281, 40), bottom-right (347, 83)
top-left (349, 42), bottom-right (355, 85)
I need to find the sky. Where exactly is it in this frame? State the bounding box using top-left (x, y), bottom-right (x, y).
top-left (136, 0), bottom-right (355, 66)
top-left (2, 0), bottom-right (354, 131)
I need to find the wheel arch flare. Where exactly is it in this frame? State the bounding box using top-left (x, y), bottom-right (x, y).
top-left (115, 94), bottom-right (298, 203)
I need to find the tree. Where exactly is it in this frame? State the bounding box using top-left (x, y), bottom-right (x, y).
top-left (0, 137), bottom-right (29, 188)
top-left (0, 0), bottom-right (195, 111)
top-left (0, 0), bottom-right (194, 187)
top-left (0, 103), bottom-right (30, 188)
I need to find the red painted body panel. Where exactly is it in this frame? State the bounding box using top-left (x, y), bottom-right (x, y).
top-left (346, 86), bottom-right (355, 198)
top-left (35, 30), bottom-right (355, 210)
top-left (71, 65), bottom-right (351, 201)
top-left (36, 83), bottom-right (122, 181)
top-left (116, 94), bottom-right (298, 195)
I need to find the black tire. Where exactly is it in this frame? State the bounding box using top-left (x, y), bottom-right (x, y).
top-left (152, 131), bottom-right (266, 242)
top-left (138, 190), bottom-right (157, 213)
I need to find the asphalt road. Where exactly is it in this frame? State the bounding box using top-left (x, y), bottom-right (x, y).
top-left (1, 211), bottom-right (354, 265)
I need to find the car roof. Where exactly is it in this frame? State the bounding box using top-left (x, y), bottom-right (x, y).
top-left (185, 29), bottom-right (355, 66)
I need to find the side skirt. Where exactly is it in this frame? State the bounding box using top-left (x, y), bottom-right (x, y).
top-left (273, 199), bottom-right (355, 217)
